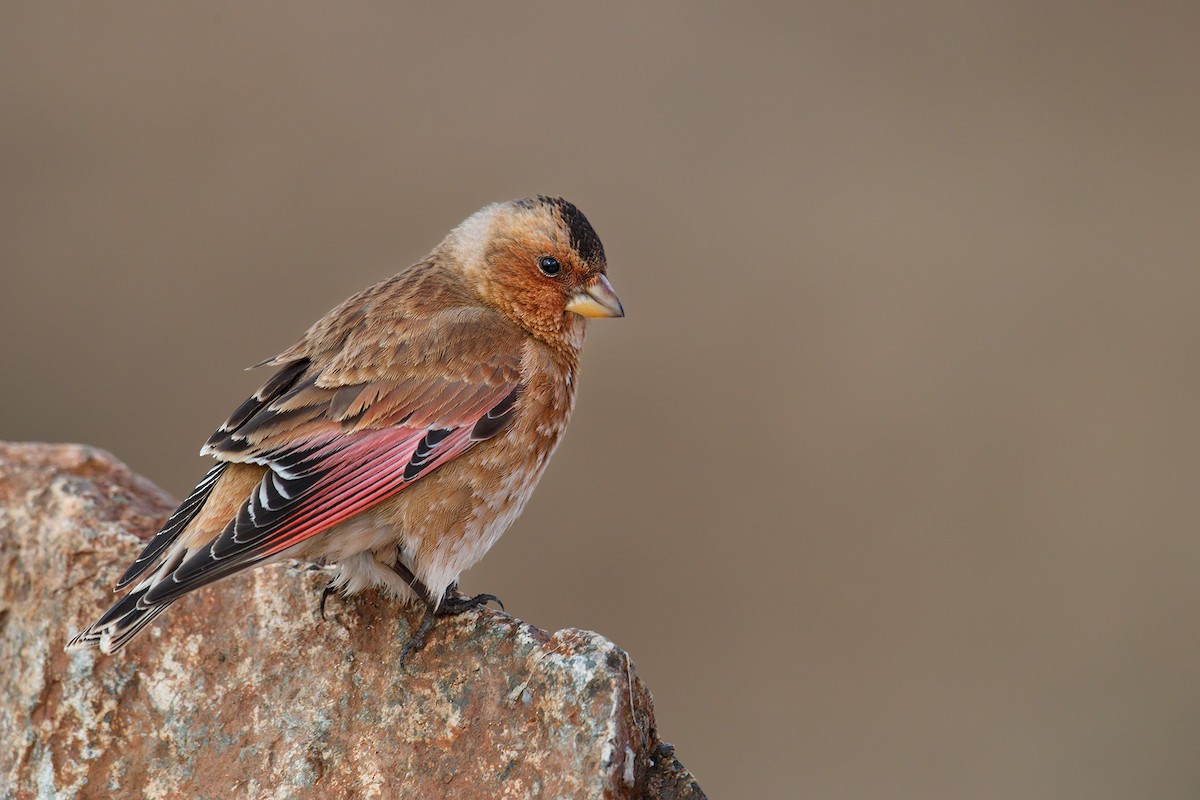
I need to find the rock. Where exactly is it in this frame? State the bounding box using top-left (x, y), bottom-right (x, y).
top-left (0, 443), bottom-right (705, 800)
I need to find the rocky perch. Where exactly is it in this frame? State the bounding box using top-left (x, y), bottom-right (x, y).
top-left (0, 443), bottom-right (705, 799)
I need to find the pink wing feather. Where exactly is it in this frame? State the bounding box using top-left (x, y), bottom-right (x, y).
top-left (260, 425), bottom-right (475, 556)
top-left (141, 380), bottom-right (519, 606)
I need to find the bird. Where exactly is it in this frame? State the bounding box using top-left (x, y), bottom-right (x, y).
top-left (67, 195), bottom-right (623, 658)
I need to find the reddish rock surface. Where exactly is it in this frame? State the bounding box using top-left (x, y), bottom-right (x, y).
top-left (0, 443), bottom-right (705, 799)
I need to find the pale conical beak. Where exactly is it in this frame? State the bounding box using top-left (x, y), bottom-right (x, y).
top-left (566, 274), bottom-right (625, 318)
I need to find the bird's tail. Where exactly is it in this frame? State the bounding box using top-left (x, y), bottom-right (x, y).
top-left (67, 583), bottom-right (177, 654)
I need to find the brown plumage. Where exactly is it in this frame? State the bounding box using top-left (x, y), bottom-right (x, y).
top-left (68, 196), bottom-right (623, 656)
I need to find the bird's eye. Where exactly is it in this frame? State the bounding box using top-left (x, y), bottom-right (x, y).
top-left (537, 256), bottom-right (562, 277)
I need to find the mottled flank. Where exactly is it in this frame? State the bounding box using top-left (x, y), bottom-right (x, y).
top-left (0, 443), bottom-right (705, 800)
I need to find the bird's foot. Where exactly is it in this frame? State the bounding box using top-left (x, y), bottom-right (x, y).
top-left (437, 592), bottom-right (504, 616)
top-left (398, 589), bottom-right (503, 667)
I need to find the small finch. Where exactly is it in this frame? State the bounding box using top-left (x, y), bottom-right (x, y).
top-left (68, 196), bottom-right (623, 657)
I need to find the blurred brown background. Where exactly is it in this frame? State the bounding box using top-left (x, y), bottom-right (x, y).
top-left (3, 3), bottom-right (1199, 797)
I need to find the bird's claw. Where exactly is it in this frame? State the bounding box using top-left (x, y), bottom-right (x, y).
top-left (398, 605), bottom-right (440, 667)
top-left (318, 581), bottom-right (337, 620)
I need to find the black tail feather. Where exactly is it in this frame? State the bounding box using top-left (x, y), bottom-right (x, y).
top-left (67, 584), bottom-right (177, 654)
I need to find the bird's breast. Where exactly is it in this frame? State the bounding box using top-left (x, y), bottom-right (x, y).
top-left (349, 348), bottom-right (580, 592)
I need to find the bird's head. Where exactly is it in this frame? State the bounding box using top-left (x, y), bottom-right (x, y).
top-left (443, 196), bottom-right (623, 346)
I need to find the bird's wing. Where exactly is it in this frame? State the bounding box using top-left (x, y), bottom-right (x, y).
top-left (125, 304), bottom-right (526, 606)
top-left (114, 358), bottom-right (312, 589)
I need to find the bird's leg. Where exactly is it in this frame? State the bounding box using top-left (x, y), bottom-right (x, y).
top-left (388, 551), bottom-right (432, 603)
top-left (392, 549), bottom-right (440, 666)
